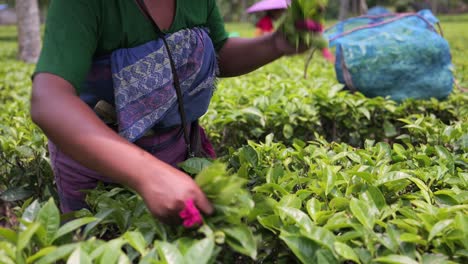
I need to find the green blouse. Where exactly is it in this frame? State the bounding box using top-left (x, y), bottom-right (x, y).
top-left (35, 0), bottom-right (228, 93)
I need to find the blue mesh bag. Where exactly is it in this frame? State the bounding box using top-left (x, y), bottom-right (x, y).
top-left (324, 10), bottom-right (454, 101)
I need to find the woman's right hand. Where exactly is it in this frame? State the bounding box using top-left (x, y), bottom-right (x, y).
top-left (31, 73), bottom-right (212, 223)
top-left (136, 163), bottom-right (213, 224)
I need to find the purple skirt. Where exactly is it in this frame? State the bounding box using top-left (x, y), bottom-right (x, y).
top-left (49, 125), bottom-right (215, 213)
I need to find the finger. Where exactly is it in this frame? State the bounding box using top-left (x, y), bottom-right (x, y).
top-left (194, 192), bottom-right (214, 215)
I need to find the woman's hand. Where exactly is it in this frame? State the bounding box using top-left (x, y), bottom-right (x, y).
top-left (135, 162), bottom-right (213, 224)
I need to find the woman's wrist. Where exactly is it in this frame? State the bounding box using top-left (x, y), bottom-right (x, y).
top-left (271, 31), bottom-right (287, 57)
top-left (271, 30), bottom-right (309, 56)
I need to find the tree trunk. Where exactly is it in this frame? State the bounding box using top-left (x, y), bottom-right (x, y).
top-left (339, 0), bottom-right (349, 20)
top-left (431, 0), bottom-right (438, 13)
top-left (16, 0), bottom-right (41, 63)
top-left (240, 0), bottom-right (248, 22)
top-left (360, 0), bottom-right (368, 14)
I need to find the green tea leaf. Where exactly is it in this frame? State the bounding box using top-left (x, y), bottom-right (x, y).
top-left (257, 215), bottom-right (282, 233)
top-left (123, 231), bottom-right (147, 255)
top-left (194, 163), bottom-right (224, 189)
top-left (334, 242), bottom-right (360, 263)
top-left (178, 158), bottom-right (213, 175)
top-left (421, 254), bottom-right (449, 264)
top-left (365, 185), bottom-right (387, 211)
top-left (306, 198), bottom-right (322, 223)
top-left (83, 209), bottom-right (114, 236)
top-left (0, 187), bottom-right (34, 202)
top-left (316, 249), bottom-right (339, 264)
top-left (428, 219), bottom-right (453, 241)
top-left (253, 183), bottom-right (289, 196)
top-left (323, 165), bottom-right (336, 195)
top-left (36, 198), bottom-right (60, 246)
top-left (329, 197), bottom-right (349, 211)
top-left (21, 199), bottom-right (40, 226)
top-left (302, 225), bottom-right (336, 252)
top-left (66, 246), bottom-right (92, 264)
top-left (278, 194), bottom-right (302, 209)
top-left (400, 233), bottom-right (426, 245)
top-left (408, 177), bottom-right (432, 204)
top-left (0, 227), bottom-right (17, 244)
top-left (358, 107), bottom-right (371, 120)
top-left (17, 222), bottom-right (40, 252)
top-left (98, 239), bottom-right (126, 264)
top-left (26, 246), bottom-right (57, 264)
top-left (35, 244), bottom-right (77, 264)
top-left (279, 232), bottom-right (326, 263)
top-left (283, 124), bottom-right (294, 139)
top-left (375, 254), bottom-right (418, 264)
top-left (376, 171), bottom-right (411, 186)
top-left (393, 144), bottom-right (407, 159)
top-left (0, 254), bottom-right (15, 264)
top-left (52, 217), bottom-right (97, 243)
top-left (223, 226), bottom-right (257, 260)
top-left (349, 198), bottom-right (374, 230)
top-left (384, 120), bottom-right (398, 137)
top-left (184, 237), bottom-right (215, 264)
top-left (278, 206), bottom-right (313, 233)
top-left (0, 241), bottom-right (15, 261)
top-left (238, 145), bottom-right (258, 166)
top-left (155, 241), bottom-right (185, 264)
top-left (435, 145), bottom-right (453, 164)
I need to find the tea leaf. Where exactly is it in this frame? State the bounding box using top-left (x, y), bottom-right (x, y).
top-left (428, 219), bottom-right (453, 241)
top-left (36, 198), bottom-right (60, 246)
top-left (279, 232), bottom-right (322, 263)
top-left (184, 237), bottom-right (215, 264)
top-left (123, 231), bottom-right (147, 255)
top-left (223, 226), bottom-right (257, 260)
top-left (52, 217), bottom-right (97, 243)
top-left (66, 246), bottom-right (92, 264)
top-left (350, 198), bottom-right (375, 230)
top-left (375, 254), bottom-right (418, 264)
top-left (334, 242), bottom-right (360, 263)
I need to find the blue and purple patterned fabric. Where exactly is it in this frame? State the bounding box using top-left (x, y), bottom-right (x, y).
top-left (80, 27), bottom-right (218, 142)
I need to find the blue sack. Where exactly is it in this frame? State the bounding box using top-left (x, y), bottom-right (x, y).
top-left (324, 10), bottom-right (454, 101)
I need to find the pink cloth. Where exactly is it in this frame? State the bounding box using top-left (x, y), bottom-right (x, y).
top-left (179, 199), bottom-right (203, 227)
top-left (322, 48), bottom-right (335, 63)
top-left (256, 15), bottom-right (274, 32)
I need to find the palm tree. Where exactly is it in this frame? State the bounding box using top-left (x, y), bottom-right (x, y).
top-left (16, 0), bottom-right (41, 63)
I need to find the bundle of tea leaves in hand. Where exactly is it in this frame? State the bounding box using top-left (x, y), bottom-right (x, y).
top-left (280, 0), bottom-right (334, 77)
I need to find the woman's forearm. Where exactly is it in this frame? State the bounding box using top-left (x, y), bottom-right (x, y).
top-left (217, 33), bottom-right (284, 77)
top-left (30, 73), bottom-right (176, 192)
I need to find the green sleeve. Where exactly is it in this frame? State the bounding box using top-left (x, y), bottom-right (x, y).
top-left (34, 0), bottom-right (99, 94)
top-left (206, 0), bottom-right (229, 52)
